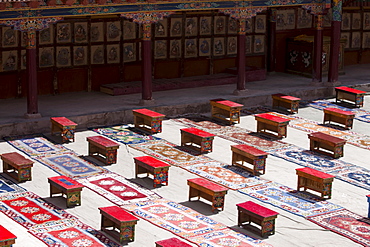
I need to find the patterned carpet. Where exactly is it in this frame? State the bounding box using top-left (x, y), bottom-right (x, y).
top-left (307, 209), bottom-right (370, 246)
top-left (34, 153), bottom-right (107, 178)
top-left (0, 174), bottom-right (26, 194)
top-left (7, 136), bottom-right (70, 156)
top-left (77, 173), bottom-right (161, 206)
top-left (92, 125), bottom-right (160, 145)
top-left (238, 182), bottom-right (343, 218)
top-left (129, 140), bottom-right (211, 167)
top-left (172, 115), bottom-right (233, 133)
top-left (123, 198), bottom-right (227, 239)
top-left (183, 161), bottom-right (270, 190)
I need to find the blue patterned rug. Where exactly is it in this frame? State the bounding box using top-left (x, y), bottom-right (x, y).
top-left (238, 182), bottom-right (343, 218)
top-left (307, 99), bottom-right (370, 123)
top-left (0, 174), bottom-right (26, 194)
top-left (92, 125), bottom-right (160, 145)
top-left (34, 153), bottom-right (107, 178)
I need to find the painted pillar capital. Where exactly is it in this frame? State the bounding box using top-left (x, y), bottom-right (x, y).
top-left (237, 19), bottom-right (246, 35)
top-left (314, 14), bottom-right (324, 30)
top-left (26, 30), bottom-right (36, 49)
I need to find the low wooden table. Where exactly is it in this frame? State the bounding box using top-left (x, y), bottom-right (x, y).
top-left (134, 156), bottom-right (170, 188)
top-left (187, 177), bottom-right (228, 212)
top-left (237, 201), bottom-right (278, 238)
top-left (231, 144), bottom-right (268, 176)
top-left (323, 107), bottom-right (355, 129)
top-left (99, 206), bottom-right (139, 243)
top-left (87, 136), bottom-right (120, 165)
top-left (308, 132), bottom-right (346, 158)
top-left (335, 86), bottom-right (366, 108)
top-left (255, 113), bottom-right (290, 138)
top-left (1, 152), bottom-right (33, 183)
top-left (0, 225), bottom-right (16, 247)
top-left (132, 108), bottom-right (165, 134)
top-left (155, 237), bottom-right (193, 247)
top-left (180, 127), bottom-right (215, 153)
top-left (210, 98), bottom-right (243, 124)
top-left (48, 175), bottom-right (84, 208)
top-left (272, 93), bottom-right (301, 113)
top-left (296, 167), bottom-right (335, 199)
top-left (50, 117), bottom-right (78, 143)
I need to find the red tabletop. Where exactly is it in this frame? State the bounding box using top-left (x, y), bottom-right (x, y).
top-left (87, 136), bottom-right (120, 147)
top-left (156, 237), bottom-right (193, 247)
top-left (188, 178), bottom-right (227, 192)
top-left (308, 132), bottom-right (346, 144)
top-left (181, 127), bottom-right (215, 138)
top-left (272, 93), bottom-right (301, 101)
top-left (211, 99), bottom-right (243, 108)
top-left (99, 206), bottom-right (138, 222)
top-left (255, 113), bottom-right (290, 123)
top-left (0, 225), bottom-right (17, 241)
top-left (134, 156), bottom-right (170, 168)
top-left (132, 108), bottom-right (165, 118)
top-left (231, 144), bottom-right (268, 156)
top-left (0, 152), bottom-right (33, 165)
top-left (48, 175), bottom-right (83, 189)
top-left (324, 107), bottom-right (355, 116)
top-left (51, 117), bottom-right (77, 126)
top-left (335, 86), bottom-right (366, 94)
top-left (296, 167), bottom-right (334, 179)
top-left (237, 201), bottom-right (278, 217)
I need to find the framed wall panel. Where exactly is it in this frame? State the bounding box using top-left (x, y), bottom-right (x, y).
top-left (74, 22), bottom-right (88, 43)
top-left (39, 47), bottom-right (54, 68)
top-left (351, 32), bottom-right (361, 48)
top-left (228, 17), bottom-right (237, 34)
top-left (2, 27), bottom-right (17, 47)
top-left (341, 13), bottom-right (351, 31)
top-left (1, 50), bottom-right (17, 71)
top-left (170, 18), bottom-right (183, 37)
top-left (21, 32), bottom-right (27, 47)
top-left (56, 23), bottom-right (71, 43)
top-left (276, 9), bottom-right (295, 30)
top-left (245, 35), bottom-right (252, 54)
top-left (56, 46), bottom-right (71, 67)
top-left (106, 21), bottom-right (121, 42)
top-left (199, 38), bottom-right (211, 56)
top-left (185, 17), bottom-right (197, 36)
top-left (227, 36), bottom-right (237, 55)
top-left (199, 16), bottom-right (212, 35)
top-left (169, 40), bottom-right (181, 58)
top-left (123, 43), bottom-right (136, 62)
top-left (246, 18), bottom-right (253, 33)
top-left (154, 40), bottom-right (167, 59)
top-left (352, 13), bottom-right (361, 30)
top-left (363, 32), bottom-right (370, 48)
top-left (39, 26), bottom-right (54, 45)
top-left (91, 22), bottom-right (104, 42)
top-left (155, 19), bottom-right (167, 37)
top-left (107, 44), bottom-right (120, 64)
top-left (254, 35), bottom-right (265, 53)
top-left (91, 45), bottom-right (104, 64)
top-left (214, 16), bottom-right (226, 34)
top-left (123, 20), bottom-right (136, 40)
top-left (73, 46), bottom-right (87, 66)
top-left (184, 38), bottom-right (197, 58)
top-left (341, 32), bottom-right (351, 49)
top-left (213, 37), bottom-right (225, 56)
top-left (297, 8), bottom-right (312, 29)
top-left (255, 15), bottom-right (266, 33)
top-left (364, 12), bottom-right (370, 30)
top-left (21, 50), bottom-right (26, 70)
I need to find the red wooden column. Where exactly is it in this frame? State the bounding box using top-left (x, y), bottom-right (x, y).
top-left (312, 15), bottom-right (324, 83)
top-left (141, 23), bottom-right (153, 105)
top-left (234, 19), bottom-right (248, 95)
top-left (25, 30), bottom-right (41, 118)
top-left (267, 8), bottom-right (277, 73)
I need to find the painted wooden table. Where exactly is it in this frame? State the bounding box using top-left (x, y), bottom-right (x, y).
top-left (272, 93), bottom-right (301, 113)
top-left (1, 152), bottom-right (33, 183)
top-left (86, 136), bottom-right (120, 165)
top-left (48, 175), bottom-right (84, 208)
top-left (155, 237), bottom-right (193, 247)
top-left (99, 206), bottom-right (139, 243)
top-left (134, 156), bottom-right (170, 188)
top-left (308, 132), bottom-right (346, 158)
top-left (237, 201), bottom-right (279, 238)
top-left (210, 98), bottom-right (243, 124)
top-left (180, 127), bottom-right (215, 153)
top-left (323, 107), bottom-right (355, 129)
top-left (255, 113), bottom-right (290, 138)
top-left (335, 86), bottom-right (366, 107)
top-left (132, 108), bottom-right (165, 134)
top-left (231, 144), bottom-right (268, 176)
top-left (50, 117), bottom-right (78, 143)
top-left (296, 167), bottom-right (335, 199)
top-left (187, 177), bottom-right (228, 212)
top-left (0, 225), bottom-right (16, 247)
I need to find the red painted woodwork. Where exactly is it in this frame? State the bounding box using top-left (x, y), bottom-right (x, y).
top-left (155, 237), bottom-right (193, 247)
top-left (181, 127), bottom-right (215, 138)
top-left (187, 178), bottom-right (227, 192)
top-left (237, 201), bottom-right (278, 218)
top-left (312, 27), bottom-right (323, 82)
top-left (296, 167), bottom-right (334, 179)
top-left (58, 68), bottom-right (87, 93)
top-left (1, 152), bottom-right (33, 165)
top-left (211, 99), bottom-right (243, 108)
top-left (99, 206), bottom-right (138, 222)
top-left (272, 93), bottom-right (300, 101)
top-left (51, 117), bottom-right (77, 126)
top-left (92, 66), bottom-right (119, 91)
top-left (184, 59), bottom-right (210, 77)
top-left (48, 176), bottom-right (83, 190)
top-left (324, 107), bottom-right (354, 116)
top-left (26, 48), bottom-right (38, 114)
top-left (335, 86), bottom-right (366, 94)
top-left (132, 109), bottom-right (165, 118)
top-left (308, 132), bottom-right (346, 144)
top-left (328, 21), bottom-right (341, 83)
top-left (142, 39), bottom-right (152, 100)
top-left (237, 34), bottom-right (246, 90)
top-left (87, 136), bottom-right (119, 148)
top-left (0, 225), bottom-right (16, 241)
top-left (255, 113), bottom-right (289, 123)
top-left (267, 9), bottom-right (277, 73)
top-left (134, 156), bottom-right (169, 168)
top-left (231, 144), bottom-right (268, 156)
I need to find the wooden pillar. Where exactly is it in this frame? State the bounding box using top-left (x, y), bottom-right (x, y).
top-left (234, 19), bottom-right (248, 95)
top-left (312, 15), bottom-right (323, 83)
top-left (328, 21), bottom-right (341, 83)
top-left (267, 8), bottom-right (277, 73)
top-left (141, 23), bottom-right (153, 103)
top-left (25, 30), bottom-right (41, 118)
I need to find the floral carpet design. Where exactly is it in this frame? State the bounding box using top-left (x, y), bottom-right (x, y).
top-left (0, 174), bottom-right (26, 194)
top-left (7, 136), bottom-right (70, 156)
top-left (77, 173), bottom-right (161, 206)
top-left (307, 209), bottom-right (370, 247)
top-left (238, 182), bottom-right (343, 218)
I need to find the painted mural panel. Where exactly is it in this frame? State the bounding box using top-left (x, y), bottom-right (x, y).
top-left (56, 46), bottom-right (71, 67)
top-left (169, 40), bottom-right (181, 58)
top-left (74, 22), bottom-right (88, 43)
top-left (199, 38), bottom-right (211, 56)
top-left (73, 46), bottom-right (87, 66)
top-left (56, 23), bottom-right (71, 43)
top-left (39, 47), bottom-right (54, 68)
